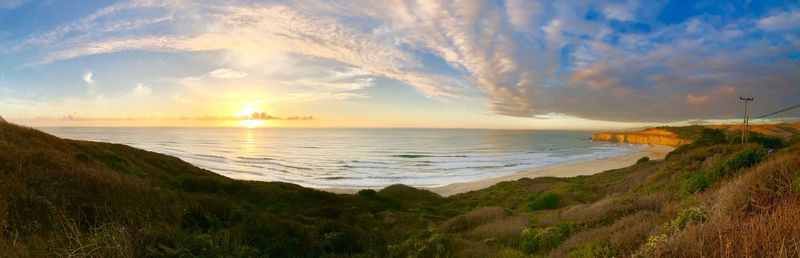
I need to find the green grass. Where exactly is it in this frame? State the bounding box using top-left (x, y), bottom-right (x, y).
top-left (1, 122), bottom-right (800, 257)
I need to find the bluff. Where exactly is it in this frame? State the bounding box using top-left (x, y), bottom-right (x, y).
top-left (592, 128), bottom-right (689, 147)
top-left (593, 122), bottom-right (800, 147)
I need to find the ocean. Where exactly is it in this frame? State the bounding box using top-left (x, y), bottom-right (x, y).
top-left (41, 127), bottom-right (637, 189)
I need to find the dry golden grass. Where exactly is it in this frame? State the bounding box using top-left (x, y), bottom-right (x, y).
top-left (654, 146), bottom-right (800, 257)
top-left (459, 214), bottom-right (529, 246)
top-left (551, 210), bottom-right (665, 257)
top-left (440, 207), bottom-right (512, 233)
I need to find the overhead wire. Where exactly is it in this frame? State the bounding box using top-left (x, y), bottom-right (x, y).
top-left (753, 103), bottom-right (800, 119)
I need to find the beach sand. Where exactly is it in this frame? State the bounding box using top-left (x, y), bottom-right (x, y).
top-left (319, 144), bottom-right (675, 197)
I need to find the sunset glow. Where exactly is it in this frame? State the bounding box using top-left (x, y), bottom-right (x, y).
top-left (2, 2), bottom-right (800, 256)
top-left (0, 1), bottom-right (798, 129)
top-left (239, 119), bottom-right (265, 129)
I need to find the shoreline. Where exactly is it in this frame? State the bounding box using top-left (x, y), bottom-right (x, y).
top-left (319, 144), bottom-right (675, 197)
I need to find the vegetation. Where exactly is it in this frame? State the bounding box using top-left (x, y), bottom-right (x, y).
top-left (1, 122), bottom-right (800, 257)
top-left (525, 191), bottom-right (560, 211)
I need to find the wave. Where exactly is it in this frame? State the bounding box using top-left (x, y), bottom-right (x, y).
top-left (237, 156), bottom-right (274, 161)
top-left (43, 127), bottom-right (634, 189)
top-left (392, 154), bottom-right (468, 158)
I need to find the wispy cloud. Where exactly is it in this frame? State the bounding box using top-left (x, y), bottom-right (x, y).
top-left (131, 83), bottom-right (152, 96)
top-left (82, 70), bottom-right (96, 94)
top-left (757, 10), bottom-right (800, 31)
top-left (3, 1), bottom-right (799, 122)
top-left (209, 68), bottom-right (247, 79)
top-left (0, 0), bottom-right (26, 9)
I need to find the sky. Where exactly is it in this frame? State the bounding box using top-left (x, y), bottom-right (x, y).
top-left (0, 0), bottom-right (799, 129)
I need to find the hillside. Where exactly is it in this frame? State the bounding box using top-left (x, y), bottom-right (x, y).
top-left (1, 122), bottom-right (800, 257)
top-left (592, 122), bottom-right (800, 147)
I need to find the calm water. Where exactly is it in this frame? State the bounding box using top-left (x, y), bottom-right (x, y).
top-left (41, 128), bottom-right (637, 188)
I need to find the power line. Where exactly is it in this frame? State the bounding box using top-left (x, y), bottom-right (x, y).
top-left (754, 103), bottom-right (800, 119)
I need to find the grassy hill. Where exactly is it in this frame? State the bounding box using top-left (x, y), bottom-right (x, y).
top-left (1, 121), bottom-right (800, 257)
top-left (593, 122), bottom-right (800, 147)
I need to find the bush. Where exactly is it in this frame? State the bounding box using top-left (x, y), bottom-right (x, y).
top-left (667, 128), bottom-right (730, 159)
top-left (388, 233), bottom-right (451, 258)
top-left (682, 146), bottom-right (767, 193)
top-left (694, 128), bottom-right (727, 146)
top-left (357, 189), bottom-right (378, 197)
top-left (379, 184), bottom-right (442, 206)
top-left (682, 172), bottom-right (712, 193)
top-left (569, 241), bottom-right (614, 258)
top-left (526, 191), bottom-right (560, 211)
top-left (715, 146), bottom-right (767, 178)
top-left (748, 134), bottom-right (784, 149)
top-left (520, 223), bottom-right (573, 254)
top-left (358, 189), bottom-right (401, 210)
top-left (636, 156), bottom-right (650, 164)
top-left (670, 206), bottom-right (706, 232)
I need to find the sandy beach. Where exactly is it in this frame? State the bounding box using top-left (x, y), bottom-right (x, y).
top-left (320, 144), bottom-right (674, 197)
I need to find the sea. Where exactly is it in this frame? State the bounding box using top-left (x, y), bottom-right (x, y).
top-left (41, 128), bottom-right (638, 189)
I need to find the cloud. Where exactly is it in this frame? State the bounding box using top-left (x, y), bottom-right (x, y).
top-left (5, 1), bottom-right (800, 122)
top-left (209, 68), bottom-right (248, 79)
top-left (757, 10), bottom-right (800, 31)
top-left (0, 0), bottom-right (26, 9)
top-left (131, 83), bottom-right (152, 96)
top-left (686, 94), bottom-right (709, 105)
top-left (715, 86), bottom-right (736, 95)
top-left (82, 70), bottom-right (96, 94)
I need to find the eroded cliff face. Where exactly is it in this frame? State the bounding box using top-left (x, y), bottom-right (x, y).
top-left (592, 129), bottom-right (690, 147)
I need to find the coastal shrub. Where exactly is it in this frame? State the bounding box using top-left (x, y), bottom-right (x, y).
top-left (715, 146), bottom-right (767, 178)
top-left (748, 134), bottom-right (784, 149)
top-left (440, 207), bottom-right (510, 233)
top-left (682, 171), bottom-right (712, 193)
top-left (569, 241), bottom-right (614, 258)
top-left (694, 128), bottom-right (727, 146)
top-left (519, 222), bottom-right (573, 254)
top-left (379, 184), bottom-right (442, 206)
top-left (357, 189), bottom-right (378, 197)
top-left (793, 171), bottom-right (800, 196)
top-left (180, 176), bottom-right (227, 193)
top-left (667, 128), bottom-right (729, 159)
top-left (357, 189), bottom-right (402, 210)
top-left (75, 152), bottom-right (91, 163)
top-left (670, 206), bottom-right (706, 232)
top-left (526, 191), bottom-right (560, 211)
top-left (636, 156), bottom-right (650, 164)
top-left (321, 231), bottom-right (355, 254)
top-left (786, 135), bottom-right (800, 147)
top-left (97, 153), bottom-right (132, 172)
top-left (682, 146), bottom-right (767, 193)
top-left (387, 233), bottom-right (451, 258)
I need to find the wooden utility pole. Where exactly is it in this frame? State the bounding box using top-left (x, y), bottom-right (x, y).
top-left (740, 96), bottom-right (754, 144)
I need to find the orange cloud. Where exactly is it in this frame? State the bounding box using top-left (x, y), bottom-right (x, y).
top-left (686, 94), bottom-right (709, 105)
top-left (715, 85), bottom-right (737, 95)
top-left (569, 65), bottom-right (619, 90)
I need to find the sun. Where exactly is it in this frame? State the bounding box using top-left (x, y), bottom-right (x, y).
top-left (236, 108), bottom-right (258, 118)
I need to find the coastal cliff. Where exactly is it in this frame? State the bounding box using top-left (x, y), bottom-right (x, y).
top-left (593, 122), bottom-right (800, 147)
top-left (592, 128), bottom-right (689, 147)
